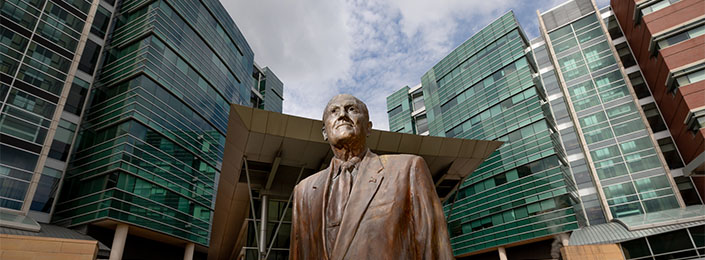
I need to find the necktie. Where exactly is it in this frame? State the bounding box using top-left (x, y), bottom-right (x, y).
top-left (325, 158), bottom-right (358, 253)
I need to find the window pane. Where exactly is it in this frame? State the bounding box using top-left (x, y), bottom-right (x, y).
top-left (0, 144), bottom-right (38, 171)
top-left (90, 6), bottom-right (111, 38)
top-left (78, 40), bottom-right (101, 74)
top-left (30, 167), bottom-right (62, 213)
top-left (647, 229), bottom-right (694, 254)
top-left (621, 238), bottom-right (651, 259)
top-left (0, 176), bottom-right (30, 201)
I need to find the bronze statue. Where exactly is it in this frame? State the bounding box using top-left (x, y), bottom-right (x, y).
top-left (289, 94), bottom-right (454, 259)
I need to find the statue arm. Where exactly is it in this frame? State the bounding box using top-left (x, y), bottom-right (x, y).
top-left (410, 156), bottom-right (455, 260)
top-left (289, 185), bottom-right (302, 260)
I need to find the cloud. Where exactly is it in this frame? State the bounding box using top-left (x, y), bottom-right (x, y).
top-left (222, 0), bottom-right (353, 122)
top-left (222, 0), bottom-right (611, 131)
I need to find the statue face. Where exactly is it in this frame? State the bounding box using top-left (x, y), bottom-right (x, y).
top-left (322, 95), bottom-right (371, 147)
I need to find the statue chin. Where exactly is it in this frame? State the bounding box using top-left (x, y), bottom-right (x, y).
top-left (329, 132), bottom-right (358, 145)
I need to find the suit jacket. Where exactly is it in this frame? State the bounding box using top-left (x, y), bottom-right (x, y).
top-left (290, 150), bottom-right (454, 260)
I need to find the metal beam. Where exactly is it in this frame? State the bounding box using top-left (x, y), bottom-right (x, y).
top-left (264, 156), bottom-right (282, 191)
top-left (243, 158), bottom-right (261, 254)
top-left (259, 195), bottom-right (268, 260)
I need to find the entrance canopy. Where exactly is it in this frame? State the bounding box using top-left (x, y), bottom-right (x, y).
top-left (207, 104), bottom-right (502, 260)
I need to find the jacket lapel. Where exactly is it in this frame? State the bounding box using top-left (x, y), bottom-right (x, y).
top-left (331, 151), bottom-right (385, 260)
top-left (320, 158), bottom-right (338, 260)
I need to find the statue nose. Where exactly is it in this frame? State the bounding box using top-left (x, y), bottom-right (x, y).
top-left (336, 110), bottom-right (349, 118)
top-left (335, 114), bottom-right (353, 124)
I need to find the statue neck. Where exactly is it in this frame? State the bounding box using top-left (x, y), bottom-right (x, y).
top-left (331, 145), bottom-right (367, 162)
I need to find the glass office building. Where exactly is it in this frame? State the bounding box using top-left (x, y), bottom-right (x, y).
top-left (251, 64), bottom-right (284, 113)
top-left (530, 37), bottom-right (603, 226)
top-left (50, 0), bottom-right (258, 249)
top-left (611, 0), bottom-right (705, 203)
top-left (1, 0), bottom-right (114, 224)
top-left (386, 85), bottom-right (415, 134)
top-left (3, 0), bottom-right (283, 257)
top-left (537, 1), bottom-right (703, 259)
top-left (389, 12), bottom-right (581, 257)
top-left (388, 1), bottom-right (703, 259)
top-left (538, 0), bottom-right (683, 220)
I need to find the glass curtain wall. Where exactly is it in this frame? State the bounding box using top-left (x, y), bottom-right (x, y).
top-left (424, 12), bottom-right (579, 256)
top-left (53, 0), bottom-right (255, 246)
top-left (1, 0), bottom-right (113, 220)
top-left (543, 11), bottom-right (680, 219)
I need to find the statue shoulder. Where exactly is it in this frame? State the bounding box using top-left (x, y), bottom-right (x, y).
top-left (378, 153), bottom-right (425, 164)
top-left (294, 168), bottom-right (328, 192)
top-left (377, 154), bottom-right (427, 169)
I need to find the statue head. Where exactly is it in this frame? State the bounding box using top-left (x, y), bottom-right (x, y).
top-left (321, 94), bottom-right (373, 152)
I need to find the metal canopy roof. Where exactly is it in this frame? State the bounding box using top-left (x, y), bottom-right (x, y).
top-left (614, 205), bottom-right (705, 231)
top-left (228, 104), bottom-right (503, 200)
top-left (569, 205), bottom-right (705, 245)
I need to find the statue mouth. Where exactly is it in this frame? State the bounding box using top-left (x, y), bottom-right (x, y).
top-left (335, 123), bottom-right (353, 129)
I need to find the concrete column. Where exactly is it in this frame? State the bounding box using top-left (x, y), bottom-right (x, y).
top-left (559, 233), bottom-right (570, 246)
top-left (259, 195), bottom-right (268, 260)
top-left (498, 246), bottom-right (508, 260)
top-left (183, 243), bottom-right (195, 260)
top-left (109, 224), bottom-right (129, 260)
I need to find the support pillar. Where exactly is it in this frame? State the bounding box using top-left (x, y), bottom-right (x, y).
top-left (183, 243), bottom-right (195, 260)
top-left (498, 246), bottom-right (507, 260)
top-left (559, 233), bottom-right (570, 246)
top-left (109, 224), bottom-right (129, 260)
top-left (259, 195), bottom-right (268, 260)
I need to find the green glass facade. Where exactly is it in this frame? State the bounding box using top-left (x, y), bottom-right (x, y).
top-left (251, 65), bottom-right (284, 113)
top-left (1, 0), bottom-right (111, 222)
top-left (531, 38), bottom-right (605, 226)
top-left (540, 7), bottom-right (681, 219)
top-left (388, 12), bottom-right (581, 256)
top-left (52, 0), bottom-right (258, 246)
top-left (389, 0), bottom-right (700, 258)
top-left (261, 68), bottom-right (283, 113)
top-left (386, 86), bottom-right (413, 133)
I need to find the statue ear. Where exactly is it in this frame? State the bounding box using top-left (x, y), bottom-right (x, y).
top-left (366, 121), bottom-right (373, 136)
top-left (322, 126), bottom-right (328, 141)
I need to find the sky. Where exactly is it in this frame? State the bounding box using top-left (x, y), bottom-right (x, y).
top-left (222, 0), bottom-right (609, 131)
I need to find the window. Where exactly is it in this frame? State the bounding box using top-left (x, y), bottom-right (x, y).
top-left (440, 98), bottom-right (457, 113)
top-left (604, 15), bottom-right (624, 39)
top-left (78, 40), bottom-right (101, 74)
top-left (621, 238), bottom-right (651, 259)
top-left (90, 6), bottom-right (111, 38)
top-left (642, 103), bottom-right (667, 132)
top-left (0, 144), bottom-right (39, 172)
top-left (412, 92), bottom-right (424, 111)
top-left (414, 115), bottom-right (428, 134)
top-left (616, 43), bottom-right (636, 68)
top-left (64, 77), bottom-right (89, 115)
top-left (387, 105), bottom-right (402, 117)
top-left (647, 229), bottom-right (695, 255)
top-left (48, 120), bottom-right (77, 161)
top-left (674, 68), bottom-right (705, 90)
top-left (657, 24), bottom-right (705, 50)
top-left (641, 0), bottom-right (681, 17)
top-left (687, 115), bottom-right (705, 132)
top-left (674, 176), bottom-right (702, 205)
top-left (30, 166), bottom-right (63, 213)
top-left (628, 72), bottom-right (651, 99)
top-left (591, 145), bottom-right (620, 161)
